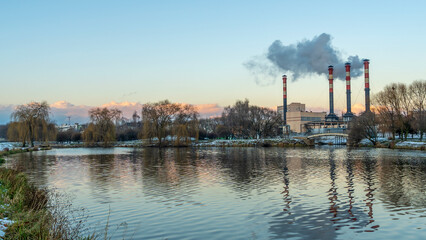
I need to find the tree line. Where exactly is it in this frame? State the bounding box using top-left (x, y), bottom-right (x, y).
top-left (349, 80), bottom-right (426, 145)
top-left (198, 99), bottom-right (282, 139)
top-left (3, 99), bottom-right (283, 147)
top-left (6, 80), bottom-right (422, 148)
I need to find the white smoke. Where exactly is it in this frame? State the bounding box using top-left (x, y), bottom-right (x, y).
top-left (245, 33), bottom-right (364, 84)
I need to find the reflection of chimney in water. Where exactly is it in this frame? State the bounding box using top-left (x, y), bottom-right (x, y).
top-left (328, 154), bottom-right (339, 225)
top-left (282, 157), bottom-right (291, 212)
top-left (362, 160), bottom-right (380, 231)
top-left (345, 159), bottom-right (356, 221)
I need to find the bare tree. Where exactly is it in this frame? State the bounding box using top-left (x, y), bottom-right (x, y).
top-left (348, 111), bottom-right (378, 146)
top-left (374, 84), bottom-right (400, 140)
top-left (222, 99), bottom-right (251, 138)
top-left (249, 106), bottom-right (282, 139)
top-left (374, 81), bottom-right (425, 140)
top-left (141, 100), bottom-right (199, 147)
top-left (221, 99), bottom-right (281, 139)
top-left (10, 101), bottom-right (51, 147)
top-left (396, 83), bottom-right (413, 140)
top-left (409, 80), bottom-right (426, 140)
top-left (83, 107), bottom-right (122, 146)
top-left (198, 118), bottom-right (221, 139)
top-left (173, 104), bottom-right (199, 146)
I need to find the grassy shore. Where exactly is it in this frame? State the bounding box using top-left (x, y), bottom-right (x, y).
top-left (0, 149), bottom-right (93, 240)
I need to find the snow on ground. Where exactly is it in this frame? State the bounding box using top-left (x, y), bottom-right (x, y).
top-left (0, 142), bottom-right (18, 151)
top-left (0, 218), bottom-right (14, 238)
top-left (396, 141), bottom-right (426, 148)
top-left (195, 138), bottom-right (304, 147)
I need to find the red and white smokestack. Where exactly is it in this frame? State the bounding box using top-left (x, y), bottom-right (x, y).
top-left (282, 75), bottom-right (287, 125)
top-left (328, 65), bottom-right (335, 115)
top-left (326, 65), bottom-right (338, 121)
top-left (345, 63), bottom-right (352, 114)
top-left (364, 59), bottom-right (370, 112)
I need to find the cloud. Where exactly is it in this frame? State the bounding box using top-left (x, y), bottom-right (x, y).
top-left (343, 103), bottom-right (379, 115)
top-left (0, 101), bottom-right (225, 124)
top-left (100, 101), bottom-right (143, 120)
top-left (50, 100), bottom-right (74, 109)
top-left (0, 105), bottom-right (15, 124)
top-left (50, 101), bottom-right (92, 124)
top-left (346, 103), bottom-right (365, 115)
top-left (195, 104), bottom-right (224, 118)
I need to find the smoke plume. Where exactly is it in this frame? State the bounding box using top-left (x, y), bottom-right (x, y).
top-left (245, 33), bottom-right (364, 84)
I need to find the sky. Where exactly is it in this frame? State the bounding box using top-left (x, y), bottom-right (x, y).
top-left (1, 0), bottom-right (426, 124)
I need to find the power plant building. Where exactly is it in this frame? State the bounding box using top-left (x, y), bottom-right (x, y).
top-left (279, 59), bottom-right (371, 134)
top-left (277, 103), bottom-right (326, 133)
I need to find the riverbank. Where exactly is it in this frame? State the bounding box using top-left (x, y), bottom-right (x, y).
top-left (2, 138), bottom-right (425, 151)
top-left (194, 139), bottom-right (307, 147)
top-left (0, 150), bottom-right (92, 240)
top-left (358, 139), bottom-right (426, 151)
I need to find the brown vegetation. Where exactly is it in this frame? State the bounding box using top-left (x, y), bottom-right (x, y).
top-left (83, 107), bottom-right (122, 146)
top-left (202, 99), bottom-right (282, 139)
top-left (141, 100), bottom-right (198, 147)
top-left (0, 167), bottom-right (89, 239)
top-left (8, 101), bottom-right (55, 147)
top-left (374, 80), bottom-right (425, 140)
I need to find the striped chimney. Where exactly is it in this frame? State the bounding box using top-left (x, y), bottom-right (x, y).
top-left (328, 65), bottom-right (335, 115)
top-left (282, 75), bottom-right (287, 125)
top-left (364, 59), bottom-right (370, 112)
top-left (345, 63), bottom-right (352, 114)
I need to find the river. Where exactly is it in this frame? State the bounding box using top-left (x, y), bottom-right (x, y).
top-left (4, 147), bottom-right (426, 239)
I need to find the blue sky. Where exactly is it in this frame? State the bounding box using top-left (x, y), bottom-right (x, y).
top-left (1, 0), bottom-right (426, 123)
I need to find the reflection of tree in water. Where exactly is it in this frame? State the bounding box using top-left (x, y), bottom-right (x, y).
top-left (214, 148), bottom-right (285, 196)
top-left (376, 155), bottom-right (426, 208)
top-left (138, 148), bottom-right (205, 205)
top-left (85, 154), bottom-right (116, 203)
top-left (6, 151), bottom-right (52, 187)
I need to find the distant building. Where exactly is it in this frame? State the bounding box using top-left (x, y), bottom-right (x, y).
top-left (57, 123), bottom-right (82, 132)
top-left (277, 102), bottom-right (326, 133)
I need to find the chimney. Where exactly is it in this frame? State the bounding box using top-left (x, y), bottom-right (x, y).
top-left (326, 66), bottom-right (338, 121)
top-left (282, 75), bottom-right (287, 125)
top-left (364, 59), bottom-right (370, 112)
top-left (343, 63), bottom-right (354, 121)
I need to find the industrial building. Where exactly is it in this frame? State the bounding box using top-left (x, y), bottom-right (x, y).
top-left (277, 103), bottom-right (326, 133)
top-left (279, 59), bottom-right (371, 134)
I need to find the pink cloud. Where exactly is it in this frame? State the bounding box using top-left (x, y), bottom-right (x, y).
top-left (344, 103), bottom-right (365, 115)
top-left (100, 101), bottom-right (143, 120)
top-left (195, 104), bottom-right (223, 118)
top-left (0, 101), bottom-right (226, 124)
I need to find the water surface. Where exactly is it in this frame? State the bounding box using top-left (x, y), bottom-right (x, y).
top-left (5, 147), bottom-right (426, 239)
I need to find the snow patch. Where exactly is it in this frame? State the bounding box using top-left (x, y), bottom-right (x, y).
top-left (396, 141), bottom-right (426, 147)
top-left (0, 218), bottom-right (14, 238)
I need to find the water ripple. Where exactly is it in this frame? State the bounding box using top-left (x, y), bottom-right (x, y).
top-left (5, 147), bottom-right (426, 239)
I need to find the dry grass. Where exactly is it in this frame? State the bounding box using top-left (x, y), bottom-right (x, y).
top-left (0, 168), bottom-right (93, 239)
